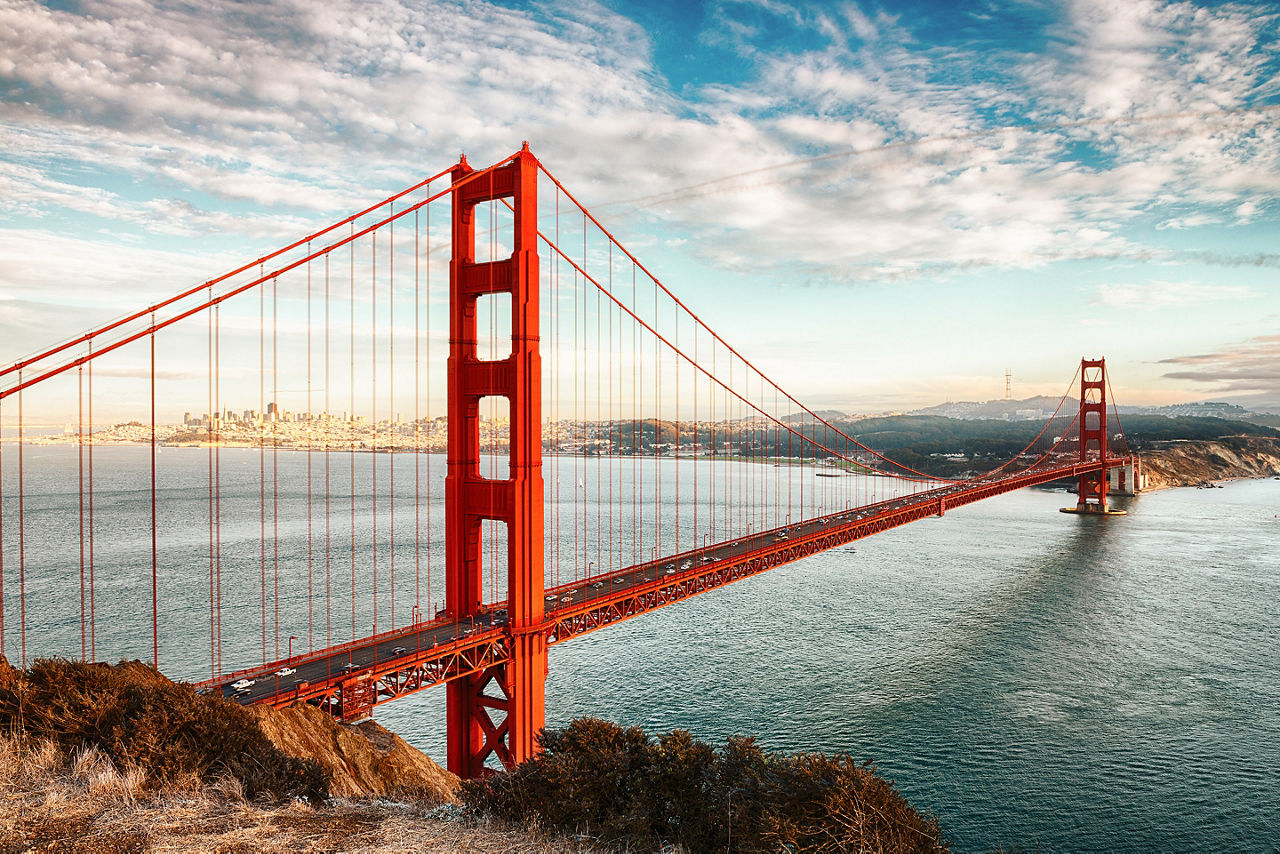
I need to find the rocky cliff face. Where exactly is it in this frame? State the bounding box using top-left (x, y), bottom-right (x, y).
top-left (248, 703), bottom-right (459, 802)
top-left (1139, 436), bottom-right (1280, 490)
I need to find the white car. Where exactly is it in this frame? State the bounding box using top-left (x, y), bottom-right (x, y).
top-left (231, 679), bottom-right (255, 690)
top-left (592, 581), bottom-right (605, 588)
top-left (274, 667), bottom-right (296, 677)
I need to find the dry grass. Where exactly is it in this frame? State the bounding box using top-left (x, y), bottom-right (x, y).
top-left (0, 735), bottom-right (606, 854)
top-left (0, 658), bottom-right (327, 802)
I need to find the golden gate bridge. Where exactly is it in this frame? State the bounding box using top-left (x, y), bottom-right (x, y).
top-left (0, 145), bottom-right (1133, 778)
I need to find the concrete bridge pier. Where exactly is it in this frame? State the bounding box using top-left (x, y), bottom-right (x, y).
top-left (1108, 457), bottom-right (1145, 496)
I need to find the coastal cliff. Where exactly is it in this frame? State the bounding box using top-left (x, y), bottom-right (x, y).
top-left (1138, 435), bottom-right (1280, 489)
top-left (0, 658), bottom-right (593, 853)
top-left (247, 702), bottom-right (458, 802)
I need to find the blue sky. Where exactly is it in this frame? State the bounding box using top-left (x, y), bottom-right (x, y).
top-left (2, 0), bottom-right (1279, 414)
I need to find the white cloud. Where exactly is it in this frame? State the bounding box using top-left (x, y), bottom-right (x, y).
top-left (0, 0), bottom-right (1278, 333)
top-left (1098, 280), bottom-right (1250, 308)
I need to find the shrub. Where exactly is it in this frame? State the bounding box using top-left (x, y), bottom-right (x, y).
top-left (462, 716), bottom-right (949, 853)
top-left (0, 656), bottom-right (328, 802)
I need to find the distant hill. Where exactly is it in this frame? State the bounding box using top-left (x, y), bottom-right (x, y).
top-left (826, 412), bottom-right (1280, 478)
top-left (909, 396), bottom-right (1071, 421)
top-left (911, 396), bottom-right (1276, 424)
top-left (781, 409), bottom-right (847, 424)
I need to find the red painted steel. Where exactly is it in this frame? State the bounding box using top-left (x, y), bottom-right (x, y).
top-left (202, 456), bottom-right (1129, 724)
top-left (1076, 358), bottom-right (1109, 511)
top-left (0, 166), bottom-right (458, 385)
top-left (5, 146), bottom-right (1142, 786)
top-left (445, 144), bottom-right (546, 778)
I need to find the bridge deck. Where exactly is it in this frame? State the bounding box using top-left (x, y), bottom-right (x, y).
top-left (198, 458), bottom-right (1126, 717)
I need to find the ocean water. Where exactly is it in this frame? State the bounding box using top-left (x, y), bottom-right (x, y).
top-left (382, 477), bottom-right (1280, 852)
top-left (2, 446), bottom-right (1278, 851)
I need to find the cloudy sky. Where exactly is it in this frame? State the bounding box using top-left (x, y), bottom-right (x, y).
top-left (2, 0), bottom-right (1279, 414)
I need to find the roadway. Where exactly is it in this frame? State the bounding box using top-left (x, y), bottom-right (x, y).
top-left (205, 456), bottom-right (1116, 707)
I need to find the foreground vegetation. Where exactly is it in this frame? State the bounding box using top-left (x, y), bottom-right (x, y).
top-left (0, 656), bottom-right (328, 802)
top-left (0, 656), bottom-right (600, 852)
top-left (464, 717), bottom-right (950, 853)
top-left (2, 658), bottom-right (952, 852)
top-left (0, 735), bottom-right (601, 853)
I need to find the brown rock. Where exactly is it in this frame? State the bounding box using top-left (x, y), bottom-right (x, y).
top-left (247, 703), bottom-right (459, 803)
top-left (1139, 436), bottom-right (1280, 490)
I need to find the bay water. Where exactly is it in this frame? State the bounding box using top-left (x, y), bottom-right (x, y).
top-left (2, 445), bottom-right (1277, 851)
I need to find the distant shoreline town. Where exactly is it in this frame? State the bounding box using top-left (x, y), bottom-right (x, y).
top-left (11, 401), bottom-right (815, 460)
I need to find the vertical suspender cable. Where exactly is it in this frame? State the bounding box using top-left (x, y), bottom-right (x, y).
top-left (489, 187), bottom-right (497, 603)
top-left (151, 317), bottom-right (159, 668)
top-left (78, 365), bottom-right (85, 660)
top-left (607, 245), bottom-right (613, 576)
top-left (425, 200), bottom-right (432, 614)
top-left (307, 251), bottom-right (314, 653)
top-left (632, 262), bottom-right (638, 568)
top-left (208, 288), bottom-right (215, 677)
top-left (260, 272), bottom-right (267, 666)
top-left (414, 208), bottom-right (421, 617)
top-left (372, 223), bottom-right (379, 635)
top-left (325, 253), bottom-right (332, 649)
top-left (673, 306), bottom-right (679, 555)
top-left (350, 223), bottom-right (357, 642)
top-left (0, 393), bottom-right (5, 660)
top-left (653, 264), bottom-right (660, 558)
top-left (213, 305), bottom-right (221, 674)
top-left (553, 189), bottom-right (560, 588)
top-left (597, 240), bottom-right (602, 577)
top-left (89, 352), bottom-right (97, 662)
top-left (389, 205), bottom-right (396, 629)
top-left (272, 277), bottom-right (279, 661)
top-left (18, 374), bottom-right (24, 667)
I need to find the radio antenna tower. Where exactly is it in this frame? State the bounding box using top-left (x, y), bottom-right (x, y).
top-left (1005, 368), bottom-right (1012, 400)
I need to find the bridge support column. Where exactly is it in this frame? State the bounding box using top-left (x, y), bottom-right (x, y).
top-left (1066, 357), bottom-right (1126, 515)
top-left (1108, 458), bottom-right (1142, 495)
top-left (446, 145), bottom-right (546, 779)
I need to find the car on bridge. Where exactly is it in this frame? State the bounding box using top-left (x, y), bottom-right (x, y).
top-left (274, 667), bottom-right (296, 677)
top-left (231, 679), bottom-right (254, 690)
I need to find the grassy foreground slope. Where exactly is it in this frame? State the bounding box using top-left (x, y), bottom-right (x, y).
top-left (465, 717), bottom-right (951, 854)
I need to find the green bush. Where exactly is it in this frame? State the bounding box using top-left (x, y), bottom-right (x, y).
top-left (462, 717), bottom-right (949, 853)
top-left (0, 656), bottom-right (328, 802)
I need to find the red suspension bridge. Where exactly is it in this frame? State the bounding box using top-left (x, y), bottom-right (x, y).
top-left (0, 145), bottom-right (1134, 778)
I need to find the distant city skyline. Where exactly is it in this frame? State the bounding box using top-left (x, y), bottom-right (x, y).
top-left (2, 1), bottom-right (1278, 414)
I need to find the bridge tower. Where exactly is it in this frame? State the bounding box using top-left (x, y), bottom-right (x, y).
top-left (446, 145), bottom-right (546, 778)
top-left (1075, 357), bottom-right (1109, 513)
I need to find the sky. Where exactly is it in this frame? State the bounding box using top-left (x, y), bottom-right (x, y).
top-left (2, 0), bottom-right (1279, 416)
